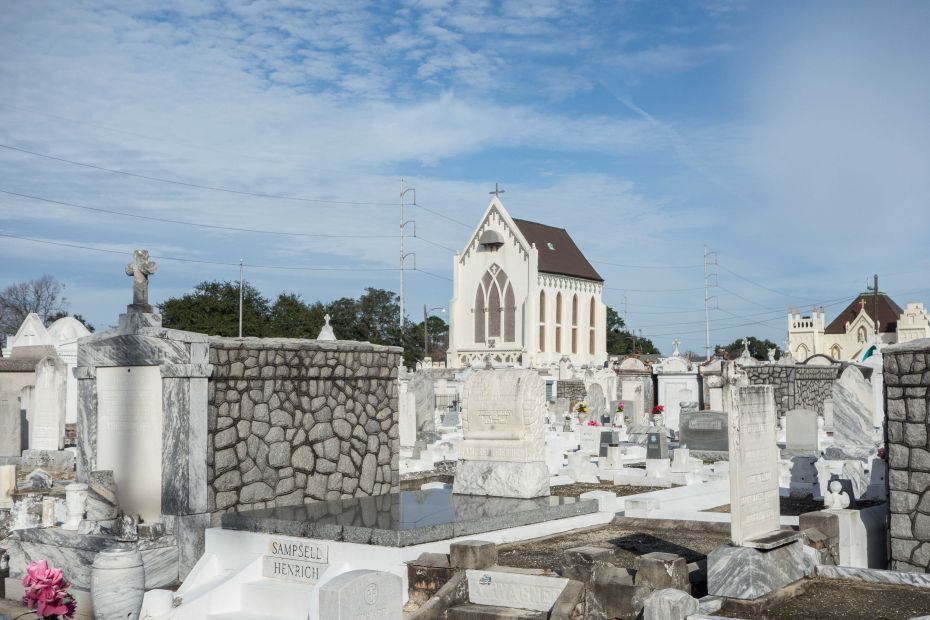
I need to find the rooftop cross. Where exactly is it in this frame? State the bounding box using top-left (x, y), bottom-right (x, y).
top-left (125, 249), bottom-right (157, 313)
top-left (672, 338), bottom-right (681, 356)
top-left (489, 182), bottom-right (505, 198)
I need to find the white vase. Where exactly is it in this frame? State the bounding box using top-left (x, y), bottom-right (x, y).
top-left (62, 483), bottom-right (88, 531)
top-left (92, 545), bottom-right (145, 620)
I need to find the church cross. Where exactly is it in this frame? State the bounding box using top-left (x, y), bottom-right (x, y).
top-left (125, 249), bottom-right (157, 312)
top-left (860, 298), bottom-right (867, 311)
top-left (489, 183), bottom-right (505, 198)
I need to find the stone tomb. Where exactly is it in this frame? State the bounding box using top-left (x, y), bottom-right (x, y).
top-left (616, 357), bottom-right (652, 425)
top-left (453, 369), bottom-right (548, 499)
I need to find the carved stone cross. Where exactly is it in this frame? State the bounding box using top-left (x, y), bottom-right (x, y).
top-left (671, 338), bottom-right (681, 357)
top-left (125, 249), bottom-right (157, 312)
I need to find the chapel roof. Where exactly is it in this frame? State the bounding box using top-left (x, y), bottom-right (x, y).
top-left (512, 218), bottom-right (603, 282)
top-left (824, 292), bottom-right (903, 334)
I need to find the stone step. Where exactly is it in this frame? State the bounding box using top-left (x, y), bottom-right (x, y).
top-left (447, 603), bottom-right (547, 620)
top-left (206, 614), bottom-right (295, 620)
top-left (238, 578), bottom-right (312, 618)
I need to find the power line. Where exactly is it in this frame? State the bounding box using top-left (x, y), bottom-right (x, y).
top-left (0, 231), bottom-right (409, 273)
top-left (0, 189), bottom-right (400, 239)
top-left (604, 285), bottom-right (705, 293)
top-left (592, 259), bottom-right (702, 270)
top-left (411, 201), bottom-right (472, 229)
top-left (0, 142), bottom-right (397, 206)
top-left (716, 261), bottom-right (790, 298)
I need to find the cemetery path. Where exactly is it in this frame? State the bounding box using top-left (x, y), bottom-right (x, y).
top-left (718, 578), bottom-right (930, 619)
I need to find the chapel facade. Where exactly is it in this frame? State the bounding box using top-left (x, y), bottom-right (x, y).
top-left (446, 197), bottom-right (607, 369)
top-left (787, 292), bottom-right (930, 362)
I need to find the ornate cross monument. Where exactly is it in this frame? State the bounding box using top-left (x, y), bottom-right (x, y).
top-left (125, 249), bottom-right (157, 313)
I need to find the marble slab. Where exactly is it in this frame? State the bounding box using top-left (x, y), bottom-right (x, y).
top-left (222, 488), bottom-right (597, 546)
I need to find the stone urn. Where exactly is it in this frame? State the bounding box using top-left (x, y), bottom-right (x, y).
top-left (92, 545), bottom-right (144, 619)
top-left (62, 483), bottom-right (88, 531)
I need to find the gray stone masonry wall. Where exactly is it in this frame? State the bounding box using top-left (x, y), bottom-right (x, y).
top-left (744, 365), bottom-right (840, 416)
top-left (885, 339), bottom-right (930, 571)
top-left (207, 338), bottom-right (402, 521)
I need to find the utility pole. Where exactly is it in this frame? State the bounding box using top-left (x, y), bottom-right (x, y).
top-left (703, 245), bottom-right (718, 360)
top-left (238, 259), bottom-right (244, 338)
top-left (423, 304), bottom-right (429, 356)
top-left (872, 273), bottom-right (879, 336)
top-left (399, 180), bottom-right (416, 330)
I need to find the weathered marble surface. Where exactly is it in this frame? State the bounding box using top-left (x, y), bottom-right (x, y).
top-left (831, 366), bottom-right (874, 450)
top-left (452, 460), bottom-right (550, 499)
top-left (319, 569), bottom-right (402, 620)
top-left (707, 541), bottom-right (811, 599)
top-left (816, 564), bottom-right (930, 587)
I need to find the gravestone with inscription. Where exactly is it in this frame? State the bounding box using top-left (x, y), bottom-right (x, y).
top-left (728, 385), bottom-right (781, 546)
top-left (679, 410), bottom-right (728, 453)
top-left (263, 536), bottom-right (329, 584)
top-left (319, 569), bottom-right (402, 620)
top-left (708, 380), bottom-right (809, 600)
top-left (453, 369), bottom-right (548, 498)
top-left (785, 408), bottom-right (818, 455)
top-left (29, 355), bottom-right (67, 451)
top-left (466, 569), bottom-right (569, 612)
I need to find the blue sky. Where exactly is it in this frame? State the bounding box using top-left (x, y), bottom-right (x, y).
top-left (1, 0), bottom-right (929, 355)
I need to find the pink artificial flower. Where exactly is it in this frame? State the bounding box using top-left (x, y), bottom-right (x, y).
top-left (586, 420), bottom-right (600, 426)
top-left (21, 559), bottom-right (76, 619)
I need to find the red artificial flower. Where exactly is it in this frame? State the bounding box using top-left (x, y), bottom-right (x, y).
top-left (652, 405), bottom-right (665, 414)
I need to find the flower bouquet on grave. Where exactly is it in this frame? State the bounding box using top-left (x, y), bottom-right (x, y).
top-left (616, 402), bottom-right (625, 413)
top-left (19, 559), bottom-right (77, 620)
top-left (651, 405), bottom-right (665, 427)
top-left (586, 420), bottom-right (600, 427)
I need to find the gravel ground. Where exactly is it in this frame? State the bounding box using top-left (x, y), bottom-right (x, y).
top-left (718, 579), bottom-right (930, 620)
top-left (496, 522), bottom-right (730, 572)
top-left (549, 480), bottom-right (664, 498)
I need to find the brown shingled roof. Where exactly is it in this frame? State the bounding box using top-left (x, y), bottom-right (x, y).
top-left (512, 218), bottom-right (603, 282)
top-left (824, 293), bottom-right (903, 334)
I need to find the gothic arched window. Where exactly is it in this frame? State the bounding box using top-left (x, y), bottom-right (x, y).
top-left (830, 344), bottom-right (841, 359)
top-left (539, 291), bottom-right (546, 352)
top-left (571, 295), bottom-right (579, 354)
top-left (589, 296), bottom-right (597, 355)
top-left (473, 265), bottom-right (516, 344)
top-left (857, 326), bottom-right (868, 343)
top-left (555, 292), bottom-right (563, 353)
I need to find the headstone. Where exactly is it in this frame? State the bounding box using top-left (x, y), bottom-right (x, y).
top-left (579, 426), bottom-right (600, 455)
top-left (679, 411), bottom-right (728, 452)
top-left (586, 383), bottom-right (606, 418)
top-left (408, 372), bottom-right (437, 441)
top-left (0, 464), bottom-right (15, 508)
top-left (96, 366), bottom-right (163, 522)
top-left (785, 408), bottom-right (819, 454)
top-left (30, 355), bottom-right (67, 451)
top-left (670, 448), bottom-right (692, 473)
top-left (823, 398), bottom-right (834, 433)
top-left (620, 380), bottom-right (645, 424)
top-left (646, 432), bottom-right (669, 460)
top-left (728, 385), bottom-right (780, 546)
top-left (453, 369), bottom-right (548, 498)
top-left (398, 383), bottom-right (416, 448)
top-left (466, 569), bottom-right (568, 612)
top-left (831, 367), bottom-right (873, 448)
top-left (319, 569), bottom-right (402, 620)
top-left (788, 456), bottom-right (818, 498)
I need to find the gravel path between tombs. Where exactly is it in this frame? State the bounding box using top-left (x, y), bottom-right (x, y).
top-left (717, 579), bottom-right (930, 619)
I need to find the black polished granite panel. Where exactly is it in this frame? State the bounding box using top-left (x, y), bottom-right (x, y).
top-left (221, 488), bottom-right (598, 546)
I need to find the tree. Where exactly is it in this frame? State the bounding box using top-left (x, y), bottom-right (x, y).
top-left (268, 293), bottom-right (325, 339)
top-left (159, 280), bottom-right (271, 337)
top-left (0, 276), bottom-right (68, 336)
top-left (605, 306), bottom-right (659, 355)
top-left (717, 336), bottom-right (782, 361)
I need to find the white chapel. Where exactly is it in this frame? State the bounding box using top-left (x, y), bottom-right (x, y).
top-left (447, 196), bottom-right (607, 369)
